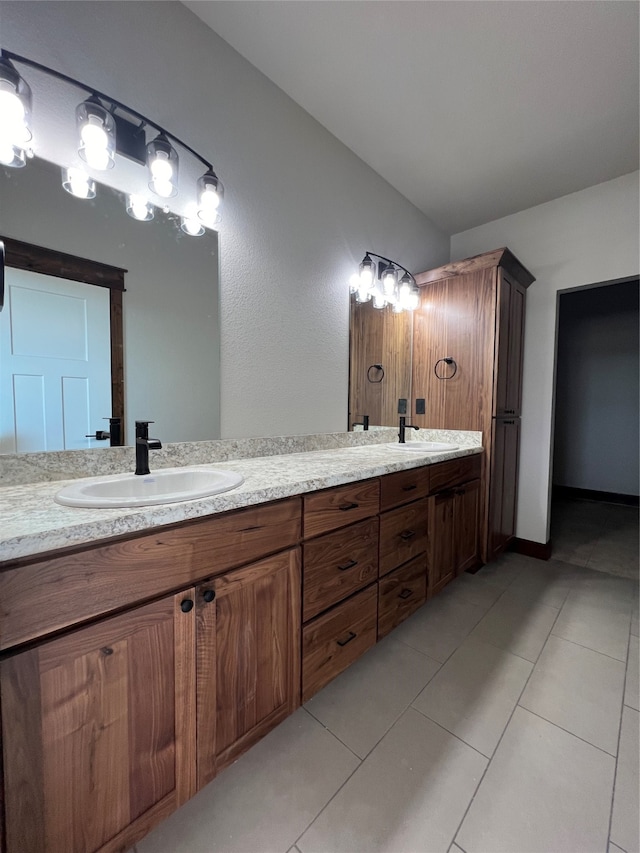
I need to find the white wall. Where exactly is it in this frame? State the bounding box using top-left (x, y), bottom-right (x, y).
top-left (451, 172), bottom-right (640, 544)
top-left (554, 281), bottom-right (639, 495)
top-left (0, 1), bottom-right (449, 439)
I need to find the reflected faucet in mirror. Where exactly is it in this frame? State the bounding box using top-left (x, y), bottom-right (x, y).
top-left (86, 417), bottom-right (122, 447)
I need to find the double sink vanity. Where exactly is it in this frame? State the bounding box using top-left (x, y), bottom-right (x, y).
top-left (0, 428), bottom-right (482, 853)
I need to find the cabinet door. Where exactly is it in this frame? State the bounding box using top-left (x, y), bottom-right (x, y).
top-left (212, 548), bottom-right (301, 772)
top-left (428, 491), bottom-right (456, 596)
top-left (495, 273), bottom-right (526, 417)
top-left (0, 592), bottom-right (196, 853)
top-left (488, 419), bottom-right (521, 559)
top-left (455, 478), bottom-right (481, 574)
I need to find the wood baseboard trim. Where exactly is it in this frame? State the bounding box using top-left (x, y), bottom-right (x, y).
top-left (553, 485), bottom-right (639, 507)
top-left (510, 537), bottom-right (552, 561)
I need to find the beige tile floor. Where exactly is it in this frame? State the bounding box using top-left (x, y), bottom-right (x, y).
top-left (137, 499), bottom-right (639, 853)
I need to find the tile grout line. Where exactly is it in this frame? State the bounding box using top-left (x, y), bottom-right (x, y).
top-left (450, 578), bottom-right (570, 850)
top-left (516, 704), bottom-right (620, 759)
top-left (547, 631), bottom-right (632, 664)
top-left (300, 706), bottom-right (362, 761)
top-left (606, 616), bottom-right (633, 850)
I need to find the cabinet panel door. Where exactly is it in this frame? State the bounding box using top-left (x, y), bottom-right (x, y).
top-left (455, 478), bottom-right (481, 574)
top-left (0, 592), bottom-right (196, 853)
top-left (488, 419), bottom-right (521, 559)
top-left (495, 273), bottom-right (526, 417)
top-left (428, 491), bottom-right (456, 596)
top-left (213, 548), bottom-right (301, 771)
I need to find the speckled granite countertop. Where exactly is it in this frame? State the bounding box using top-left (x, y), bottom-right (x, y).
top-left (0, 436), bottom-right (482, 564)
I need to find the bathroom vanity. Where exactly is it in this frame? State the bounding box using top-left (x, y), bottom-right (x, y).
top-left (0, 436), bottom-right (481, 853)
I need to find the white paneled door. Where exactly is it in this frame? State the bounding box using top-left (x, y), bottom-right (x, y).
top-left (0, 268), bottom-right (111, 453)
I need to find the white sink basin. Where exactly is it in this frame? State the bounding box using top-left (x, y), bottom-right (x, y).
top-left (387, 441), bottom-right (459, 452)
top-left (55, 466), bottom-right (244, 508)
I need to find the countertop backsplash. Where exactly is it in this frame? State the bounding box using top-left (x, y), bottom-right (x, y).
top-left (0, 427), bottom-right (482, 487)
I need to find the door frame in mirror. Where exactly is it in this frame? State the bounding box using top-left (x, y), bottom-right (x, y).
top-left (2, 236), bottom-right (126, 443)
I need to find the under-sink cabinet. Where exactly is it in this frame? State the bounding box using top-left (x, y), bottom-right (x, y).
top-left (0, 452), bottom-right (482, 853)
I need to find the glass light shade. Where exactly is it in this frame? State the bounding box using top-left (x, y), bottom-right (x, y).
top-left (372, 287), bottom-right (386, 309)
top-left (197, 171), bottom-right (224, 222)
top-left (381, 266), bottom-right (397, 295)
top-left (62, 166), bottom-right (96, 199)
top-left (197, 208), bottom-right (221, 230)
top-left (392, 300), bottom-right (404, 313)
top-left (348, 273), bottom-right (360, 294)
top-left (407, 284), bottom-right (420, 311)
top-left (355, 283), bottom-right (371, 303)
top-left (0, 60), bottom-right (32, 148)
top-left (147, 133), bottom-right (178, 198)
top-left (181, 215), bottom-right (205, 236)
top-left (126, 194), bottom-right (154, 221)
top-left (358, 254), bottom-right (375, 290)
top-left (0, 140), bottom-right (26, 167)
top-left (76, 98), bottom-right (116, 171)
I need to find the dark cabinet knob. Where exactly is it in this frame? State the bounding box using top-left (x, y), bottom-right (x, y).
top-left (202, 589), bottom-right (216, 603)
top-left (180, 599), bottom-right (194, 613)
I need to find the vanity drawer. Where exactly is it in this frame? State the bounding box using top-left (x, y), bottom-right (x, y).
top-left (303, 479), bottom-right (380, 539)
top-left (380, 466), bottom-right (430, 511)
top-left (0, 497), bottom-right (301, 651)
top-left (429, 454), bottom-right (482, 494)
top-left (379, 498), bottom-right (429, 577)
top-left (302, 584), bottom-right (377, 702)
top-left (303, 517), bottom-right (379, 622)
top-left (377, 555), bottom-right (427, 639)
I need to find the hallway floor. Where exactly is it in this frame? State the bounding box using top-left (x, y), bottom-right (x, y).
top-left (137, 508), bottom-right (639, 853)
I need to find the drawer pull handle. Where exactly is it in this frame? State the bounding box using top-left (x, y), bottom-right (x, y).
top-left (337, 559), bottom-right (358, 572)
top-left (402, 484), bottom-right (418, 492)
top-left (337, 631), bottom-right (357, 647)
top-left (399, 530), bottom-right (416, 541)
top-left (399, 588), bottom-right (413, 600)
top-left (339, 501), bottom-right (359, 511)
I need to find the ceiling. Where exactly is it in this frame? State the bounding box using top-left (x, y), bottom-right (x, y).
top-left (185, 1), bottom-right (639, 235)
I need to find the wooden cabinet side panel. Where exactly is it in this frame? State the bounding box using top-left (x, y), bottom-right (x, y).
top-left (507, 280), bottom-right (526, 415)
top-left (456, 479), bottom-right (481, 574)
top-left (488, 420), bottom-right (507, 559)
top-left (428, 493), bottom-right (456, 596)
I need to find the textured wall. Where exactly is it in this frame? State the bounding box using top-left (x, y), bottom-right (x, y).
top-left (0, 1), bottom-right (448, 439)
top-left (451, 172), bottom-right (640, 544)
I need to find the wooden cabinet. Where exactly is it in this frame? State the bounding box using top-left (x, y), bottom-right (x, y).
top-left (487, 418), bottom-right (521, 561)
top-left (413, 248), bottom-right (534, 562)
top-left (427, 478), bottom-right (481, 596)
top-left (0, 590), bottom-right (197, 853)
top-left (378, 555), bottom-right (427, 639)
top-left (202, 549), bottom-right (301, 777)
top-left (379, 498), bottom-right (429, 576)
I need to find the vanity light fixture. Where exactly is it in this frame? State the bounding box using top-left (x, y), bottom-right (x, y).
top-left (146, 133), bottom-right (178, 198)
top-left (0, 57), bottom-right (32, 167)
top-left (62, 166), bottom-right (96, 199)
top-left (0, 48), bottom-right (225, 236)
top-left (76, 96), bottom-right (116, 171)
top-left (349, 252), bottom-right (420, 313)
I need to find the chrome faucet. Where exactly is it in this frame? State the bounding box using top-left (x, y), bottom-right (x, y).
top-left (398, 416), bottom-right (419, 444)
top-left (135, 420), bottom-right (162, 475)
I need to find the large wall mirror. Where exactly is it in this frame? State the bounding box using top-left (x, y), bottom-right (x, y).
top-left (0, 156), bottom-right (220, 452)
top-left (348, 297), bottom-right (413, 429)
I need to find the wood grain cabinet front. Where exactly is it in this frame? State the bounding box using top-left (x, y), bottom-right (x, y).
top-left (197, 548), bottom-right (301, 782)
top-left (0, 590), bottom-right (197, 853)
top-left (302, 585), bottom-right (377, 702)
top-left (303, 479), bottom-right (380, 539)
top-left (377, 555), bottom-right (427, 639)
top-left (379, 498), bottom-right (429, 577)
top-left (302, 517), bottom-right (379, 621)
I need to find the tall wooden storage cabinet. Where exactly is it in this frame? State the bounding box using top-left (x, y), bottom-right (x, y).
top-left (411, 248), bottom-right (535, 563)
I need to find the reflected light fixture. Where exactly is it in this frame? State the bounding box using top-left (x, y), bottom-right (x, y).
top-left (62, 166), bottom-right (96, 199)
top-left (0, 47), bottom-right (225, 236)
top-left (349, 252), bottom-right (420, 313)
top-left (126, 194), bottom-right (154, 221)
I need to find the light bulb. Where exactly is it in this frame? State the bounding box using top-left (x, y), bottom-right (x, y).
top-left (355, 284), bottom-right (371, 303)
top-left (62, 166), bottom-right (96, 199)
top-left (0, 62), bottom-right (32, 147)
top-left (407, 285), bottom-right (420, 311)
top-left (76, 99), bottom-right (115, 171)
top-left (200, 184), bottom-right (220, 210)
top-left (126, 194), bottom-right (154, 222)
top-left (150, 154), bottom-right (173, 182)
top-left (147, 134), bottom-right (179, 198)
top-left (348, 273), bottom-right (360, 293)
top-left (382, 267), bottom-right (396, 295)
top-left (372, 288), bottom-right (386, 309)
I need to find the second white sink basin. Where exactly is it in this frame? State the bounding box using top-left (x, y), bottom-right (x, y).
top-left (387, 441), bottom-right (459, 452)
top-left (55, 466), bottom-right (244, 508)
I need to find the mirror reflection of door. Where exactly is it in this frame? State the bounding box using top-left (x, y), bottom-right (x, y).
top-left (0, 237), bottom-right (125, 453)
top-left (0, 268), bottom-right (111, 452)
